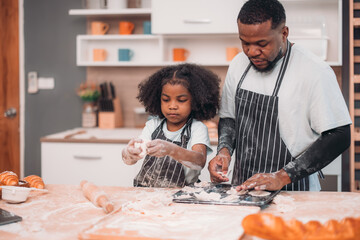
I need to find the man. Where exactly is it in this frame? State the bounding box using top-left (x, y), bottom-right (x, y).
top-left (208, 0), bottom-right (351, 191)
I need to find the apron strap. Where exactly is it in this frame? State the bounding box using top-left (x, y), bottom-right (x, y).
top-left (272, 40), bottom-right (292, 96)
top-left (237, 63), bottom-right (252, 88)
top-left (236, 40), bottom-right (292, 97)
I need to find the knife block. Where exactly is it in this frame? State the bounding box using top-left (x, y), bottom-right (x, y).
top-left (98, 98), bottom-right (123, 129)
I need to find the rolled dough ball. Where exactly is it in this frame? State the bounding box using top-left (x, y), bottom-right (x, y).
top-left (134, 140), bottom-right (149, 158)
top-left (248, 190), bottom-right (271, 197)
top-left (226, 187), bottom-right (248, 196)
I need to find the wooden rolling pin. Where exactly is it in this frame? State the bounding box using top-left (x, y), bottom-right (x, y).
top-left (80, 180), bottom-right (114, 214)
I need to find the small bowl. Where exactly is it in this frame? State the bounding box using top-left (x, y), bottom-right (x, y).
top-left (1, 186), bottom-right (31, 203)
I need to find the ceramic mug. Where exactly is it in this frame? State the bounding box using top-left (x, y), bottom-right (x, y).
top-left (107, 0), bottom-right (127, 9)
top-left (173, 48), bottom-right (189, 62)
top-left (143, 21), bottom-right (151, 35)
top-left (91, 21), bottom-right (109, 35)
top-left (226, 47), bottom-right (241, 61)
top-left (118, 49), bottom-right (134, 61)
top-left (93, 49), bottom-right (107, 62)
top-left (119, 21), bottom-right (135, 35)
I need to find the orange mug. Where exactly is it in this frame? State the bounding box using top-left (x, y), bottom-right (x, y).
top-left (173, 48), bottom-right (189, 62)
top-left (226, 47), bottom-right (241, 61)
top-left (91, 21), bottom-right (109, 35)
top-left (119, 21), bottom-right (135, 35)
top-left (93, 49), bottom-right (107, 62)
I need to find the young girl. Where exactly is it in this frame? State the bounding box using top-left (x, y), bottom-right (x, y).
top-left (122, 63), bottom-right (220, 188)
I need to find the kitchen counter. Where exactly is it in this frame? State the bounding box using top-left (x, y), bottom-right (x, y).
top-left (40, 127), bottom-right (219, 145)
top-left (40, 128), bottom-right (143, 144)
top-left (0, 185), bottom-right (359, 240)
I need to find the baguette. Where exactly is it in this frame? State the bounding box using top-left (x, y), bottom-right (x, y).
top-left (23, 175), bottom-right (45, 189)
top-left (242, 213), bottom-right (360, 240)
top-left (0, 171), bottom-right (19, 186)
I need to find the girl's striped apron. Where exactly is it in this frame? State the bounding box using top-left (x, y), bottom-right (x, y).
top-left (134, 118), bottom-right (192, 188)
top-left (232, 41), bottom-right (309, 191)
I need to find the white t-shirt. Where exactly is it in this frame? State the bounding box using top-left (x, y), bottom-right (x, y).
top-left (220, 44), bottom-right (352, 191)
top-left (138, 117), bottom-right (213, 184)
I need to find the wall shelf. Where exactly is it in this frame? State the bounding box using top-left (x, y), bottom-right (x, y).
top-left (69, 8), bottom-right (151, 17)
top-left (70, 0), bottom-right (342, 66)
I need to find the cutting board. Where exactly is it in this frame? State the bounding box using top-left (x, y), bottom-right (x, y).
top-left (79, 195), bottom-right (260, 240)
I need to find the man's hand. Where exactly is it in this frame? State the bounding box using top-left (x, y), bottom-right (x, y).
top-left (146, 139), bottom-right (175, 157)
top-left (208, 148), bottom-right (231, 183)
top-left (236, 169), bottom-right (291, 191)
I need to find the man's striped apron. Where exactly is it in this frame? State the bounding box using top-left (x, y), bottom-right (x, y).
top-left (232, 41), bottom-right (309, 191)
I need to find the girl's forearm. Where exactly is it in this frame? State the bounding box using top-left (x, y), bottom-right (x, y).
top-left (168, 144), bottom-right (206, 170)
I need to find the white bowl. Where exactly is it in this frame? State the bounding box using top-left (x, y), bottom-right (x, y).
top-left (1, 186), bottom-right (31, 203)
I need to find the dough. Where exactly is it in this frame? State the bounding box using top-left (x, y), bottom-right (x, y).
top-left (248, 190), bottom-right (271, 197)
top-left (194, 181), bottom-right (211, 188)
top-left (221, 194), bottom-right (240, 202)
top-left (194, 191), bottom-right (221, 201)
top-left (226, 187), bottom-right (248, 196)
top-left (134, 140), bottom-right (149, 158)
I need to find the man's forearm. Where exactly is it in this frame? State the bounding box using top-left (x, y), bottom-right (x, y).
top-left (217, 118), bottom-right (236, 155)
top-left (283, 124), bottom-right (350, 183)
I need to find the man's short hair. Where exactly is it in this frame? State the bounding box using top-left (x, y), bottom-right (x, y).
top-left (237, 0), bottom-right (286, 29)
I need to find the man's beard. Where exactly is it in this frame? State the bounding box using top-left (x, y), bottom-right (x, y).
top-left (250, 47), bottom-right (283, 73)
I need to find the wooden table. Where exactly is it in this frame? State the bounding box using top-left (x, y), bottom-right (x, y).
top-left (0, 184), bottom-right (359, 240)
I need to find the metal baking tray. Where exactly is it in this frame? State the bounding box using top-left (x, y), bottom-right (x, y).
top-left (173, 183), bottom-right (280, 207)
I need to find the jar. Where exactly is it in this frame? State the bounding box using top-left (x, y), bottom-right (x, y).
top-left (82, 102), bottom-right (97, 128)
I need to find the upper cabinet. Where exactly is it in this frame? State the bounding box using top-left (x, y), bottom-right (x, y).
top-left (69, 0), bottom-right (342, 67)
top-left (152, 0), bottom-right (244, 34)
top-left (282, 0), bottom-right (342, 65)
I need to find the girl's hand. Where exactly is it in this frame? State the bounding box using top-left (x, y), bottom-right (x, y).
top-left (146, 139), bottom-right (175, 157)
top-left (208, 148), bottom-right (231, 183)
top-left (122, 138), bottom-right (144, 165)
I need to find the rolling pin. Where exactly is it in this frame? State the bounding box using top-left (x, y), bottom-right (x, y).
top-left (80, 180), bottom-right (114, 214)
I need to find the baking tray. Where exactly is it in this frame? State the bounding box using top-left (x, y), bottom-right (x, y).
top-left (173, 183), bottom-right (280, 207)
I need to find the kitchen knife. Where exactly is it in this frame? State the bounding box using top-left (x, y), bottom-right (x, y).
top-left (103, 82), bottom-right (108, 99)
top-left (100, 83), bottom-right (105, 99)
top-left (110, 82), bottom-right (116, 99)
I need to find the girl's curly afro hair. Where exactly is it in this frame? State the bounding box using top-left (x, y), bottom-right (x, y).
top-left (137, 63), bottom-right (220, 121)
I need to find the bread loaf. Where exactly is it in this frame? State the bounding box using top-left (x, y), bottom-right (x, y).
top-left (23, 175), bottom-right (45, 189)
top-left (242, 213), bottom-right (360, 240)
top-left (0, 171), bottom-right (19, 186)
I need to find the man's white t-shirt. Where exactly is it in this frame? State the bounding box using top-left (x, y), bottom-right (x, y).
top-left (138, 117), bottom-right (213, 185)
top-left (220, 43), bottom-right (352, 191)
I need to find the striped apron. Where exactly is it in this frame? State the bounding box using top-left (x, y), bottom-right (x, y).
top-left (134, 118), bottom-right (192, 188)
top-left (232, 41), bottom-right (310, 191)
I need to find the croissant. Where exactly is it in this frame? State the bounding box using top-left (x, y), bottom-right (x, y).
top-left (242, 213), bottom-right (360, 240)
top-left (0, 171), bottom-right (19, 186)
top-left (23, 175), bottom-right (45, 189)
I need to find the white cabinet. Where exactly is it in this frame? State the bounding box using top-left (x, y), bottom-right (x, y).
top-left (41, 142), bottom-right (142, 186)
top-left (70, 0), bottom-right (342, 67)
top-left (152, 0), bottom-right (244, 34)
top-left (282, 0), bottom-right (342, 65)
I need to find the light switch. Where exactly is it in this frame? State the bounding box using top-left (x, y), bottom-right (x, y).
top-left (38, 77), bottom-right (55, 89)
